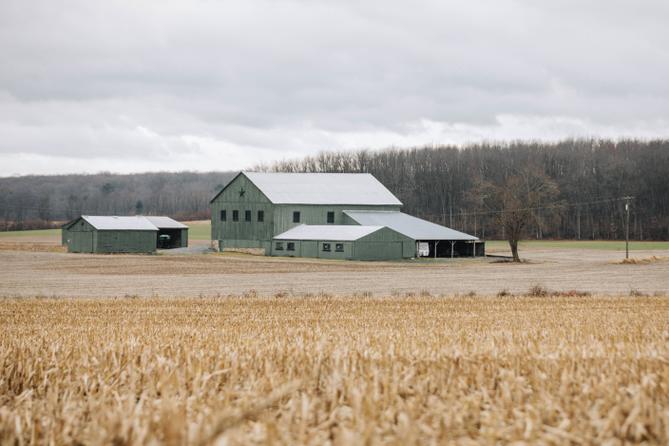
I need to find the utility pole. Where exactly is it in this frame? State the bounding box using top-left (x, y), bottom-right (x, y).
top-left (624, 196), bottom-right (633, 259)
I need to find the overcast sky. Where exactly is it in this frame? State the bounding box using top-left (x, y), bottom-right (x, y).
top-left (1, 1), bottom-right (668, 176)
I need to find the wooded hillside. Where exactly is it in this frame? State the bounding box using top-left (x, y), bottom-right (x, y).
top-left (262, 139), bottom-right (669, 240)
top-left (1, 139), bottom-right (667, 239)
top-left (0, 172), bottom-right (235, 230)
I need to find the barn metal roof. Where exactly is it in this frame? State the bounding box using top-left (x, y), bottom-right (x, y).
top-left (144, 216), bottom-right (188, 229)
top-left (273, 224), bottom-right (385, 241)
top-left (76, 216), bottom-right (188, 231)
top-left (343, 211), bottom-right (478, 241)
top-left (241, 172), bottom-right (403, 205)
top-left (81, 216), bottom-right (159, 231)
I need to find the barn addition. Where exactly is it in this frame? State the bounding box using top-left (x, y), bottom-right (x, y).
top-left (211, 172), bottom-right (482, 260)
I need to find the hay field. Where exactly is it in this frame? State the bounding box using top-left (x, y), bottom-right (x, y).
top-left (1, 295), bottom-right (668, 444)
top-left (1, 245), bottom-right (668, 297)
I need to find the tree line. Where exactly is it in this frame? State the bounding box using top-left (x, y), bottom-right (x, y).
top-left (1, 138), bottom-right (667, 240)
top-left (260, 139), bottom-right (669, 241)
top-left (0, 171), bottom-right (235, 230)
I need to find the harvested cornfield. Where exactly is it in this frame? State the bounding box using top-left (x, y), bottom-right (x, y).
top-left (1, 296), bottom-right (668, 444)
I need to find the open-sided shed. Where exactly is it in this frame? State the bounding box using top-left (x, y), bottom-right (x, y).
top-left (344, 210), bottom-right (484, 257)
top-left (145, 216), bottom-right (188, 249)
top-left (62, 216), bottom-right (188, 253)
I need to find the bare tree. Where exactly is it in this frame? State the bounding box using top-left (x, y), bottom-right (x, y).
top-left (476, 166), bottom-right (560, 262)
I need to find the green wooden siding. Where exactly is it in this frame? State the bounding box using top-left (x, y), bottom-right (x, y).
top-left (95, 230), bottom-right (156, 253)
top-left (180, 228), bottom-right (189, 248)
top-left (270, 227), bottom-right (413, 261)
top-left (271, 239), bottom-right (353, 260)
top-left (353, 241), bottom-right (403, 260)
top-left (353, 227), bottom-right (414, 260)
top-left (63, 219), bottom-right (96, 253)
top-left (272, 204), bottom-right (400, 235)
top-left (301, 241), bottom-right (318, 258)
top-left (210, 174), bottom-right (274, 250)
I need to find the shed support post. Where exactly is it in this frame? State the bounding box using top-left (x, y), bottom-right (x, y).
top-left (434, 241), bottom-right (439, 258)
top-left (450, 241), bottom-right (455, 259)
top-left (473, 241), bottom-right (476, 258)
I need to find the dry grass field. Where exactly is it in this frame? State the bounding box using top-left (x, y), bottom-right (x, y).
top-left (1, 246), bottom-right (668, 298)
top-left (1, 230), bottom-right (668, 444)
top-left (1, 295), bottom-right (668, 444)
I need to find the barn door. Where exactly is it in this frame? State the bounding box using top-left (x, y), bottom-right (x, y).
top-left (81, 232), bottom-right (94, 252)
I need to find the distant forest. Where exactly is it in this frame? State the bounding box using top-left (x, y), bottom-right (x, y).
top-left (1, 139), bottom-right (668, 240)
top-left (0, 172), bottom-right (235, 230)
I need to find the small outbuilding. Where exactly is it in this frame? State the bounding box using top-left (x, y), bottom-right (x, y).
top-left (271, 224), bottom-right (414, 260)
top-left (62, 216), bottom-right (188, 253)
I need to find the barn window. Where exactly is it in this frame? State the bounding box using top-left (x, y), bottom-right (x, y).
top-left (232, 210), bottom-right (239, 221)
top-left (287, 242), bottom-right (295, 251)
top-left (322, 243), bottom-right (331, 252)
top-left (327, 211), bottom-right (335, 224)
top-left (220, 210), bottom-right (226, 221)
top-left (293, 211), bottom-right (300, 223)
top-left (257, 210), bottom-right (264, 222)
top-left (335, 243), bottom-right (344, 252)
top-left (245, 210), bottom-right (252, 222)
top-left (275, 242), bottom-right (284, 251)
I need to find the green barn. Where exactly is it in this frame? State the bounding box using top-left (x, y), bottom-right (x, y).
top-left (62, 216), bottom-right (188, 253)
top-left (211, 172), bottom-right (483, 260)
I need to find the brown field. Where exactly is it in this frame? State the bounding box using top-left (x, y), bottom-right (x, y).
top-left (1, 244), bottom-right (668, 298)
top-left (1, 236), bottom-right (668, 444)
top-left (1, 296), bottom-right (668, 444)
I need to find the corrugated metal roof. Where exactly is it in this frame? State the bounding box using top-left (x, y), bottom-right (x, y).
top-left (274, 224), bottom-right (385, 241)
top-left (81, 216), bottom-right (158, 231)
top-left (144, 216), bottom-right (188, 229)
top-left (344, 211), bottom-right (478, 241)
top-left (77, 216), bottom-right (188, 231)
top-left (243, 172), bottom-right (403, 205)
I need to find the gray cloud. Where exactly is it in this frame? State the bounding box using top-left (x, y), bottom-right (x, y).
top-left (1, 0), bottom-right (668, 175)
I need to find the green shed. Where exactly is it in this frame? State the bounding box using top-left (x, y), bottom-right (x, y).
top-left (62, 216), bottom-right (157, 253)
top-left (61, 216), bottom-right (189, 253)
top-left (271, 224), bottom-right (414, 260)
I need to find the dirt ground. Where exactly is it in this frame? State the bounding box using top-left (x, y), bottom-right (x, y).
top-left (1, 244), bottom-right (667, 297)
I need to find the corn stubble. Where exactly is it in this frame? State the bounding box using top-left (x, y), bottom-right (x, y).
top-left (1, 296), bottom-right (668, 445)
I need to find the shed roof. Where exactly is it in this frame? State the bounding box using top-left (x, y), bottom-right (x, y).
top-left (344, 210), bottom-right (478, 241)
top-left (213, 172), bottom-right (402, 205)
top-left (65, 215), bottom-right (188, 231)
top-left (144, 216), bottom-right (188, 229)
top-left (274, 224), bottom-right (385, 241)
top-left (80, 216), bottom-right (159, 231)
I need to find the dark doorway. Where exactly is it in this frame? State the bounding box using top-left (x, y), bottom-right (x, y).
top-left (157, 229), bottom-right (183, 249)
top-left (418, 240), bottom-right (485, 258)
